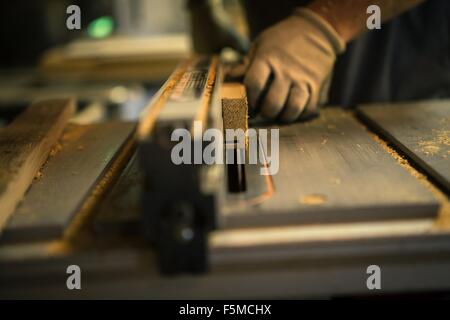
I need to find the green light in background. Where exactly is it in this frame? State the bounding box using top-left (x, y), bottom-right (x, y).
top-left (87, 16), bottom-right (114, 39)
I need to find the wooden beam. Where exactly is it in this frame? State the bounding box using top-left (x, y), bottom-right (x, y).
top-left (0, 99), bottom-right (75, 233)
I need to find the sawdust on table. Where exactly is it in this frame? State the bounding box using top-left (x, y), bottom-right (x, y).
top-left (61, 124), bottom-right (79, 142)
top-left (417, 129), bottom-right (450, 156)
top-left (299, 193), bottom-right (327, 205)
top-left (33, 171), bottom-right (43, 181)
top-left (369, 132), bottom-right (450, 229)
top-left (30, 125), bottom-right (80, 183)
top-left (61, 123), bottom-right (89, 143)
top-left (48, 142), bottom-right (63, 158)
top-left (48, 129), bottom-right (136, 255)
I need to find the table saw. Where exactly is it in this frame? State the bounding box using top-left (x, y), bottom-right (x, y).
top-left (0, 57), bottom-right (449, 299)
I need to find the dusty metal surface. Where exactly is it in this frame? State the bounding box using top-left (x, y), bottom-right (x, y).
top-left (358, 100), bottom-right (450, 194)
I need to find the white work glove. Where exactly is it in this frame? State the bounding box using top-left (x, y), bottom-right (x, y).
top-left (244, 8), bottom-right (346, 122)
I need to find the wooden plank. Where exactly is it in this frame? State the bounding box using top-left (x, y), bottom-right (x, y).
top-left (221, 108), bottom-right (440, 228)
top-left (357, 100), bottom-right (450, 194)
top-left (0, 99), bottom-right (74, 233)
top-left (221, 83), bottom-right (248, 133)
top-left (1, 121), bottom-right (136, 243)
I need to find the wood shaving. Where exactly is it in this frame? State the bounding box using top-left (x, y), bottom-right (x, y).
top-left (368, 132), bottom-right (450, 229)
top-left (299, 194), bottom-right (327, 205)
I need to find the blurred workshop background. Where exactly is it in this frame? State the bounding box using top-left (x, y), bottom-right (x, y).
top-left (0, 0), bottom-right (247, 126)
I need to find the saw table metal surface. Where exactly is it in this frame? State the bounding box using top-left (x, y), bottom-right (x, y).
top-left (221, 108), bottom-right (439, 228)
top-left (95, 109), bottom-right (441, 231)
top-left (1, 205), bottom-right (450, 299)
top-left (0, 58), bottom-right (449, 298)
top-left (358, 100), bottom-right (450, 194)
top-left (0, 104), bottom-right (449, 298)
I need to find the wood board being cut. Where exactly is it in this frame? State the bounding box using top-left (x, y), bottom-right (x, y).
top-left (221, 108), bottom-right (440, 228)
top-left (1, 121), bottom-right (136, 243)
top-left (0, 99), bottom-right (74, 233)
top-left (357, 100), bottom-right (450, 194)
top-left (221, 83), bottom-right (248, 133)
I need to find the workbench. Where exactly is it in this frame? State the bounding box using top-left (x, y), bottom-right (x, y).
top-left (0, 97), bottom-right (449, 299)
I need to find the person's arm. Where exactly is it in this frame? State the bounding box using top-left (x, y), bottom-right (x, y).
top-left (308, 0), bottom-right (426, 42)
top-left (243, 0), bottom-right (427, 122)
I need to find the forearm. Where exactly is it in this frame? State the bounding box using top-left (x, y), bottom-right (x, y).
top-left (307, 0), bottom-right (426, 42)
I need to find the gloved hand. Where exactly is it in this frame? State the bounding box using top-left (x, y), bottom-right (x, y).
top-left (189, 0), bottom-right (249, 54)
top-left (243, 8), bottom-right (346, 122)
